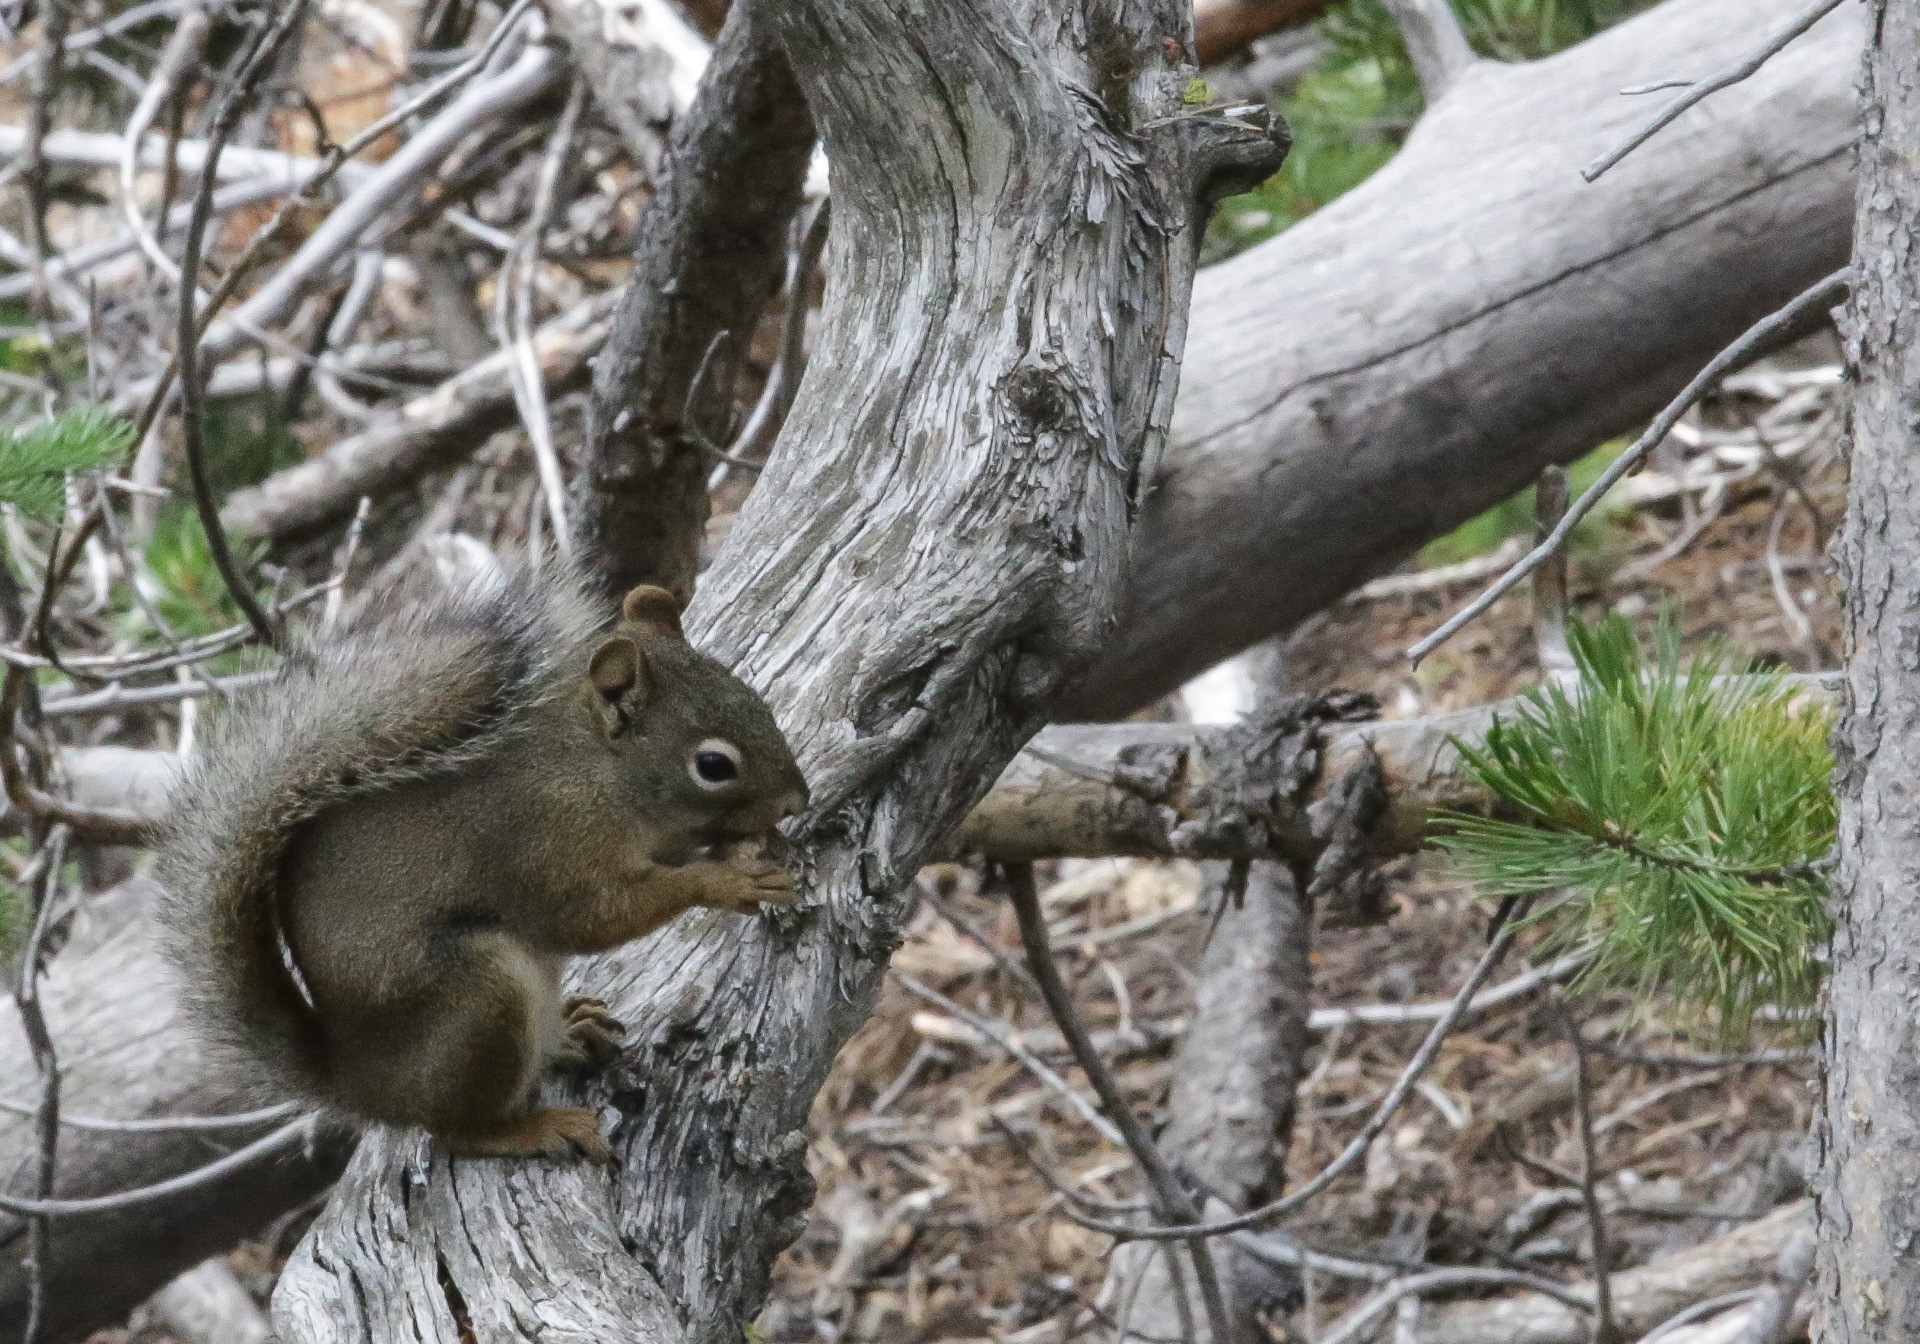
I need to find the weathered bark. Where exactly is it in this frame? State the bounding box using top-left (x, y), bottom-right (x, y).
top-left (1106, 864), bottom-right (1314, 1340)
top-left (271, 4), bottom-right (1285, 1342)
top-left (0, 881), bottom-right (350, 1343)
top-left (1820, 2), bottom-right (1920, 1339)
top-left (1062, 0), bottom-right (1861, 719)
top-left (574, 0), bottom-right (814, 603)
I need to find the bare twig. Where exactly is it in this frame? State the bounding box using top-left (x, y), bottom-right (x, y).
top-left (0, 1117), bottom-right (319, 1218)
top-left (21, 0), bottom-right (73, 327)
top-left (1583, 0), bottom-right (1846, 181)
top-left (891, 972), bottom-right (1124, 1146)
top-left (1004, 863), bottom-right (1234, 1343)
top-left (1069, 913), bottom-right (1526, 1242)
top-left (495, 74), bottom-right (587, 557)
top-left (1634, 1290), bottom-right (1762, 1344)
top-left (1, 667), bottom-right (155, 844)
top-left (0, 1096), bottom-right (304, 1134)
top-left (118, 3), bottom-right (210, 281)
top-left (1533, 464), bottom-right (1574, 675)
top-left (1407, 267), bottom-right (1851, 664)
top-left (1317, 1268), bottom-right (1597, 1344)
top-left (14, 825), bottom-right (68, 1344)
top-left (175, 0), bottom-right (316, 650)
top-left (1558, 998), bottom-right (1617, 1342)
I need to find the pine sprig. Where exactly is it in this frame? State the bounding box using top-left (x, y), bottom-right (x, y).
top-left (0, 405), bottom-right (135, 521)
top-left (1434, 614), bottom-right (1833, 1039)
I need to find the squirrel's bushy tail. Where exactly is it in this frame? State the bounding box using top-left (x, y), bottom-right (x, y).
top-left (153, 561), bottom-right (602, 1102)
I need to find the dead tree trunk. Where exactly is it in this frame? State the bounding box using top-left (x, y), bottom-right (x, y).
top-left (1820, 1), bottom-right (1920, 1337)
top-left (1063, 0), bottom-right (1861, 718)
top-left (270, 4), bottom-right (1285, 1340)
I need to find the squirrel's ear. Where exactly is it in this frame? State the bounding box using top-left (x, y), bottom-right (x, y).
top-left (588, 637), bottom-right (649, 729)
top-left (621, 585), bottom-right (685, 641)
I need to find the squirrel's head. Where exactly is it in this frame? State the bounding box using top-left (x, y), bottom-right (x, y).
top-left (583, 585), bottom-right (810, 840)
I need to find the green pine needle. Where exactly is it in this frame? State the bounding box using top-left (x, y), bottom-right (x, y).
top-left (0, 405), bottom-right (134, 520)
top-left (1434, 613), bottom-right (1833, 1040)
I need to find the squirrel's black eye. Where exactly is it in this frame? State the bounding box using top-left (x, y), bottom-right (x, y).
top-left (690, 739), bottom-right (742, 788)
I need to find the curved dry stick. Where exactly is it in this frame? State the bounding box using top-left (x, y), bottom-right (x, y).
top-left (1407, 267), bottom-right (1850, 665)
top-left (1582, 0), bottom-right (1845, 181)
top-left (0, 1118), bottom-right (318, 1218)
top-left (1005, 863), bottom-right (1234, 1342)
top-left (1069, 918), bottom-right (1523, 1242)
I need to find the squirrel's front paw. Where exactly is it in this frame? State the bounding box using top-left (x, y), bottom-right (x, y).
top-left (552, 996), bottom-right (627, 1073)
top-left (710, 857), bottom-right (798, 915)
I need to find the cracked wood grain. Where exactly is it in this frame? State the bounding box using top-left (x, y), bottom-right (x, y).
top-left (271, 2), bottom-right (1286, 1339)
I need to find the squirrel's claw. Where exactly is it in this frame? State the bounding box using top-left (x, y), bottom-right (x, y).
top-left (553, 1003), bottom-right (627, 1073)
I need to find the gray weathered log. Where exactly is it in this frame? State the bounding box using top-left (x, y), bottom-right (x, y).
top-left (0, 881), bottom-right (348, 1343)
top-left (1820, 1), bottom-right (1920, 1338)
top-left (1061, 0), bottom-right (1862, 719)
top-left (1417, 1201), bottom-right (1810, 1344)
top-left (538, 0), bottom-right (677, 172)
top-left (269, 2), bottom-right (1285, 1341)
top-left (1104, 864), bottom-right (1314, 1341)
top-left (141, 1259), bottom-right (272, 1344)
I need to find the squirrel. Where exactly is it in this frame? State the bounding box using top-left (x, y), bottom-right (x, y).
top-left (156, 565), bottom-right (809, 1161)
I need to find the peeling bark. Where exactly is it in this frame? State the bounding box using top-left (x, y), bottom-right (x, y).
top-left (1820, 2), bottom-right (1920, 1338)
top-left (272, 3), bottom-right (1285, 1340)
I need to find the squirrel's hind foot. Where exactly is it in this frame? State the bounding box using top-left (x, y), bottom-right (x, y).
top-left (441, 1106), bottom-right (612, 1162)
top-left (552, 996), bottom-right (627, 1073)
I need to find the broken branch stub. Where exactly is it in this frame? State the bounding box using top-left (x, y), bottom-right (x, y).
top-left (272, 3), bottom-right (1287, 1341)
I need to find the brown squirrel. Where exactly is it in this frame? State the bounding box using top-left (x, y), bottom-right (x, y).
top-left (156, 566), bottom-right (808, 1160)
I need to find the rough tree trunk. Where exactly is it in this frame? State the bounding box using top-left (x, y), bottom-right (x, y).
top-left (1820, 1), bottom-right (1920, 1338)
top-left (1063, 0), bottom-right (1861, 718)
top-left (270, 3), bottom-right (1284, 1340)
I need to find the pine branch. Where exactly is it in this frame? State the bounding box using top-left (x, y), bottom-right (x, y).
top-left (1435, 612), bottom-right (1833, 1039)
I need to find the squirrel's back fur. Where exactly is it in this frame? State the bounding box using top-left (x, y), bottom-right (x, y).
top-left (154, 564), bottom-right (604, 1103)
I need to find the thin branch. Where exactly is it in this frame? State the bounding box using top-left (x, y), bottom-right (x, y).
top-left (495, 73), bottom-right (586, 557)
top-left (1533, 464), bottom-right (1573, 675)
top-left (1316, 1267), bottom-right (1597, 1344)
top-left (1582, 0), bottom-right (1845, 181)
top-left (1, 666), bottom-right (155, 844)
top-left (21, 0), bottom-right (73, 327)
top-left (0, 1096), bottom-right (304, 1133)
top-left (1407, 267), bottom-right (1851, 664)
top-left (0, 1117), bottom-right (318, 1217)
top-left (1634, 1290), bottom-right (1761, 1344)
top-left (1004, 863), bottom-right (1234, 1344)
top-left (1068, 912), bottom-right (1525, 1241)
top-left (175, 0), bottom-right (317, 651)
top-left (1558, 996), bottom-right (1617, 1342)
top-left (117, 2), bottom-right (210, 281)
top-left (15, 825), bottom-right (68, 1344)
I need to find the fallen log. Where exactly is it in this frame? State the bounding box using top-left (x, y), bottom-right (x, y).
top-left (1061, 0), bottom-right (1862, 718)
top-left (1415, 1200), bottom-right (1810, 1344)
top-left (0, 881), bottom-right (351, 1342)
